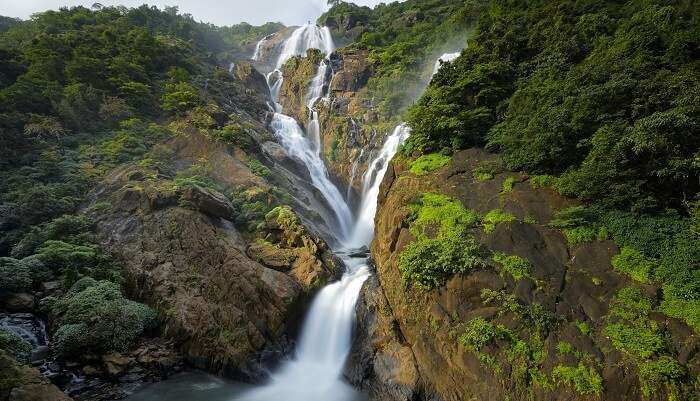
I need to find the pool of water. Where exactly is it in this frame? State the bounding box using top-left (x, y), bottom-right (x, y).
top-left (123, 371), bottom-right (254, 401)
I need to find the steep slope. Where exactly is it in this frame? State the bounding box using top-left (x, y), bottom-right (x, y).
top-left (350, 150), bottom-right (699, 401)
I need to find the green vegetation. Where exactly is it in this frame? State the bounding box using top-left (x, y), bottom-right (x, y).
top-left (321, 1), bottom-right (482, 119)
top-left (51, 278), bottom-right (156, 358)
top-left (501, 177), bottom-right (516, 194)
top-left (603, 287), bottom-right (691, 398)
top-left (473, 160), bottom-right (502, 182)
top-left (409, 153), bottom-right (451, 176)
top-left (482, 209), bottom-right (515, 233)
top-left (0, 331), bottom-right (31, 363)
top-left (552, 363), bottom-right (603, 396)
top-left (398, 193), bottom-right (484, 289)
top-left (491, 252), bottom-right (532, 281)
top-left (529, 175), bottom-right (556, 189)
top-left (404, 1), bottom-right (698, 214)
top-left (611, 247), bottom-right (655, 283)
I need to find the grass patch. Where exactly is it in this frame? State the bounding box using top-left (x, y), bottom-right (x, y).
top-left (492, 252), bottom-right (532, 281)
top-left (409, 153), bottom-right (451, 176)
top-left (529, 174), bottom-right (557, 189)
top-left (483, 209), bottom-right (515, 233)
top-left (552, 363), bottom-right (603, 396)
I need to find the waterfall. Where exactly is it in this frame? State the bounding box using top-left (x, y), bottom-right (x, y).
top-left (238, 22), bottom-right (413, 401)
top-left (433, 51), bottom-right (461, 75)
top-left (347, 124), bottom-right (411, 248)
top-left (251, 35), bottom-right (268, 61)
top-left (270, 113), bottom-right (353, 239)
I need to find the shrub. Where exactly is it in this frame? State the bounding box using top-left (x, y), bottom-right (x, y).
top-left (483, 209), bottom-right (515, 233)
top-left (399, 231), bottom-right (484, 289)
top-left (473, 160), bottom-right (503, 182)
top-left (459, 317), bottom-right (503, 351)
top-left (611, 247), bottom-right (655, 283)
top-left (563, 226), bottom-right (604, 246)
top-left (51, 279), bottom-right (157, 357)
top-left (399, 193), bottom-right (484, 289)
top-left (552, 363), bottom-right (603, 396)
top-left (529, 175), bottom-right (557, 189)
top-left (492, 252), bottom-right (532, 281)
top-left (0, 257), bottom-right (31, 293)
top-left (409, 153), bottom-right (451, 176)
top-left (501, 177), bottom-right (517, 193)
top-left (246, 159), bottom-right (271, 178)
top-left (638, 356), bottom-right (685, 397)
top-left (0, 330), bottom-right (31, 363)
top-left (549, 206), bottom-right (596, 229)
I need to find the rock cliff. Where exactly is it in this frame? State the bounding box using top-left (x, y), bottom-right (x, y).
top-left (351, 149), bottom-right (699, 401)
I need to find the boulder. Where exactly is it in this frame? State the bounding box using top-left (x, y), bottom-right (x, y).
top-left (179, 185), bottom-right (235, 219)
top-left (102, 353), bottom-right (133, 378)
top-left (3, 293), bottom-right (35, 312)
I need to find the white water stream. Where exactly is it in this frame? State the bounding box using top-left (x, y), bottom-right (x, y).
top-left (237, 24), bottom-right (410, 401)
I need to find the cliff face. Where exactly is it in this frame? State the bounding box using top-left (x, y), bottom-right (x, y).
top-left (353, 149), bottom-right (699, 401)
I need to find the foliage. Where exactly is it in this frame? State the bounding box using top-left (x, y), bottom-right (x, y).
top-left (638, 356), bottom-right (685, 397)
top-left (482, 209), bottom-right (515, 233)
top-left (491, 252), bottom-right (531, 281)
top-left (611, 247), bottom-right (655, 283)
top-left (0, 330), bottom-right (31, 363)
top-left (399, 193), bottom-right (484, 289)
top-left (405, 0), bottom-right (699, 212)
top-left (529, 175), bottom-right (557, 189)
top-left (501, 177), bottom-right (516, 193)
top-left (409, 153), bottom-right (451, 176)
top-left (552, 363), bottom-right (603, 396)
top-left (51, 278), bottom-right (156, 358)
top-left (0, 257), bottom-right (32, 293)
top-left (246, 159), bottom-right (272, 178)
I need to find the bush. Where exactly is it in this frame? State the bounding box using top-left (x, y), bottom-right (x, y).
top-left (0, 330), bottom-right (31, 363)
top-left (246, 159), bottom-right (272, 178)
top-left (638, 356), bottom-right (685, 397)
top-left (51, 279), bottom-right (157, 358)
top-left (529, 175), bottom-right (556, 189)
top-left (399, 231), bottom-right (484, 289)
top-left (501, 177), bottom-right (516, 193)
top-left (399, 193), bottom-right (485, 289)
top-left (611, 247), bottom-right (655, 283)
top-left (552, 363), bottom-right (603, 396)
top-left (0, 257), bottom-right (31, 293)
top-left (409, 153), bottom-right (451, 176)
top-left (482, 209), bottom-right (515, 233)
top-left (492, 252), bottom-right (532, 281)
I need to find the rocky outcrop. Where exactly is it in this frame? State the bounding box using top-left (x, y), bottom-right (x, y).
top-left (88, 158), bottom-right (338, 381)
top-left (251, 26), bottom-right (298, 74)
top-left (353, 148), bottom-right (700, 401)
top-left (250, 206), bottom-right (341, 290)
top-left (0, 350), bottom-right (72, 401)
top-left (346, 275), bottom-right (420, 401)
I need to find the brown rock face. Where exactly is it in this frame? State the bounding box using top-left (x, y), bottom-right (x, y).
top-left (88, 163), bottom-right (335, 380)
top-left (352, 148), bottom-right (700, 401)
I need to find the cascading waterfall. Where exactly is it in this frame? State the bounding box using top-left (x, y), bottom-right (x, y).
top-left (346, 125), bottom-right (411, 248)
top-left (346, 148), bottom-right (364, 201)
top-left (238, 23), bottom-right (409, 401)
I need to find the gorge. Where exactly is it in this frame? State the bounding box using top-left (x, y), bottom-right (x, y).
top-left (1, 2), bottom-right (698, 401)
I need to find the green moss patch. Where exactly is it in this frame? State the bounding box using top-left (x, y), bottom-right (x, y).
top-left (552, 363), bottom-right (603, 396)
top-left (398, 193), bottom-right (484, 289)
top-left (492, 252), bottom-right (532, 281)
top-left (483, 209), bottom-right (515, 233)
top-left (409, 153), bottom-right (451, 176)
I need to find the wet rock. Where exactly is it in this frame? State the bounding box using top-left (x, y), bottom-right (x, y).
top-left (29, 346), bottom-right (49, 363)
top-left (3, 293), bottom-right (35, 312)
top-left (102, 353), bottom-right (133, 378)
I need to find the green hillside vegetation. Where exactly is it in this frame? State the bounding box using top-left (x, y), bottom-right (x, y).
top-left (0, 5), bottom-right (275, 362)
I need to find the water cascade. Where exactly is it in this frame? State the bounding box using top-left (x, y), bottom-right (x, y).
top-left (432, 51), bottom-right (461, 75)
top-left (238, 24), bottom-right (409, 401)
top-left (346, 125), bottom-right (411, 248)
